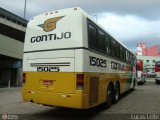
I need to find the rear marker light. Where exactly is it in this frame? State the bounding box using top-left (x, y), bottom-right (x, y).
top-left (23, 73), bottom-right (26, 84)
top-left (76, 74), bottom-right (84, 90)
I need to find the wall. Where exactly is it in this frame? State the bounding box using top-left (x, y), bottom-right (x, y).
top-left (0, 34), bottom-right (24, 59)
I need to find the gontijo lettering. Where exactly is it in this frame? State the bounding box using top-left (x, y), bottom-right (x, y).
top-left (30, 32), bottom-right (71, 43)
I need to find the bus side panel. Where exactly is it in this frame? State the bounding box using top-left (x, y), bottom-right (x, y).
top-left (82, 49), bottom-right (132, 106)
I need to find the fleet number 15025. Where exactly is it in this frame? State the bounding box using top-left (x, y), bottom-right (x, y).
top-left (89, 56), bottom-right (107, 68)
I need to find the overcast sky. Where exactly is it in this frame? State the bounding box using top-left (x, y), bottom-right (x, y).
top-left (1, 0), bottom-right (160, 52)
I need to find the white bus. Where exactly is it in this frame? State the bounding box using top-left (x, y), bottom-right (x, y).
top-left (22, 7), bottom-right (137, 109)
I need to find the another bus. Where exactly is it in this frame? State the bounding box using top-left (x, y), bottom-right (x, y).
top-left (136, 59), bottom-right (146, 84)
top-left (155, 61), bottom-right (160, 84)
top-left (22, 7), bottom-right (137, 109)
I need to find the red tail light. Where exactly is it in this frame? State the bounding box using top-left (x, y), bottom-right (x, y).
top-left (155, 62), bottom-right (160, 72)
top-left (155, 66), bottom-right (160, 72)
top-left (136, 60), bottom-right (143, 71)
top-left (155, 66), bottom-right (158, 72)
top-left (23, 73), bottom-right (26, 84)
top-left (76, 74), bottom-right (84, 90)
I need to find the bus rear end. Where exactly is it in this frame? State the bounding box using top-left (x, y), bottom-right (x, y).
top-left (136, 59), bottom-right (145, 84)
top-left (155, 61), bottom-right (160, 84)
top-left (22, 8), bottom-right (89, 109)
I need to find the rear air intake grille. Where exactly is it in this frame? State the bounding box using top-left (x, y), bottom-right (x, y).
top-left (30, 62), bottom-right (70, 67)
top-left (89, 77), bottom-right (99, 106)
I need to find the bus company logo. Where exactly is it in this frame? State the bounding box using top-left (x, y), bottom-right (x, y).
top-left (1, 113), bottom-right (7, 120)
top-left (38, 16), bottom-right (64, 32)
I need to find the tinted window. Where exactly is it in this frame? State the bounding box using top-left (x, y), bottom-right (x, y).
top-left (126, 51), bottom-right (130, 62)
top-left (98, 30), bottom-right (105, 52)
top-left (88, 24), bottom-right (97, 49)
top-left (156, 61), bottom-right (160, 67)
top-left (120, 46), bottom-right (125, 60)
top-left (111, 39), bottom-right (116, 57)
top-left (106, 36), bottom-right (111, 55)
top-left (115, 43), bottom-right (120, 58)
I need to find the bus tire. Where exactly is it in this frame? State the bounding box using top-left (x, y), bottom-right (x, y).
top-left (132, 79), bottom-right (136, 90)
top-left (113, 82), bottom-right (120, 104)
top-left (105, 84), bottom-right (113, 108)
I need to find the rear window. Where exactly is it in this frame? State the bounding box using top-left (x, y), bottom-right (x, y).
top-left (156, 61), bottom-right (160, 67)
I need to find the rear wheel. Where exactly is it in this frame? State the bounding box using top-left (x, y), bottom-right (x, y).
top-left (156, 80), bottom-right (160, 84)
top-left (113, 83), bottom-right (120, 104)
top-left (105, 84), bottom-right (113, 108)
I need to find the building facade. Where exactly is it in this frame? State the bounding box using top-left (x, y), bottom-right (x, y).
top-left (0, 7), bottom-right (28, 88)
top-left (137, 43), bottom-right (160, 56)
top-left (137, 56), bottom-right (160, 73)
top-left (136, 43), bottom-right (160, 78)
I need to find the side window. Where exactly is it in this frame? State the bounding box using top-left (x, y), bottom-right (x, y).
top-left (157, 61), bottom-right (160, 67)
top-left (115, 42), bottom-right (120, 58)
top-left (120, 46), bottom-right (123, 60)
top-left (106, 35), bottom-right (111, 55)
top-left (123, 49), bottom-right (126, 61)
top-left (98, 30), bottom-right (106, 52)
top-left (129, 53), bottom-right (132, 63)
top-left (111, 39), bottom-right (116, 57)
top-left (130, 54), bottom-right (135, 65)
top-left (88, 23), bottom-right (97, 49)
top-left (126, 51), bottom-right (130, 62)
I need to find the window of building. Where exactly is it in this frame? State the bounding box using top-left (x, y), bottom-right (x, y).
top-left (146, 60), bottom-right (149, 63)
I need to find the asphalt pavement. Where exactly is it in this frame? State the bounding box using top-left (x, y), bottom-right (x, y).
top-left (0, 79), bottom-right (160, 120)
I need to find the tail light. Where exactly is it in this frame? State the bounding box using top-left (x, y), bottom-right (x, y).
top-left (155, 63), bottom-right (160, 72)
top-left (76, 74), bottom-right (84, 90)
top-left (136, 60), bottom-right (143, 71)
top-left (155, 66), bottom-right (158, 72)
top-left (23, 73), bottom-right (26, 84)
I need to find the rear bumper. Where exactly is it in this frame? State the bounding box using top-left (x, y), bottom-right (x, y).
top-left (137, 77), bottom-right (144, 83)
top-left (155, 77), bottom-right (160, 81)
top-left (22, 88), bottom-right (89, 109)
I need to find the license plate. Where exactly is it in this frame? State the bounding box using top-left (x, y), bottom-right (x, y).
top-left (43, 80), bottom-right (53, 85)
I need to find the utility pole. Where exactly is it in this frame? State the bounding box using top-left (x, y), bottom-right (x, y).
top-left (93, 15), bottom-right (97, 22)
top-left (23, 0), bottom-right (26, 19)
